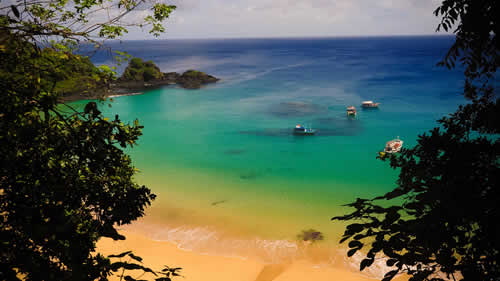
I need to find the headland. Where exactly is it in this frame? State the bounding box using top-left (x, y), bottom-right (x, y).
top-left (59, 57), bottom-right (219, 101)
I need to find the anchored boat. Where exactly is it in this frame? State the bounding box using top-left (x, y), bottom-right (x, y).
top-left (293, 124), bottom-right (316, 135)
top-left (361, 101), bottom-right (380, 108)
top-left (379, 137), bottom-right (403, 157)
top-left (347, 106), bottom-right (357, 116)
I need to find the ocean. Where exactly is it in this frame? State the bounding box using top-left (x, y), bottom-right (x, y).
top-left (75, 36), bottom-right (464, 276)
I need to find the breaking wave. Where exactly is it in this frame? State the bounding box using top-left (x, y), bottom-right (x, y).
top-left (148, 225), bottom-right (300, 263)
top-left (124, 222), bottom-right (393, 279)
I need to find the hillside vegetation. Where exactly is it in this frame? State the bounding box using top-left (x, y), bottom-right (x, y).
top-left (120, 57), bottom-right (163, 82)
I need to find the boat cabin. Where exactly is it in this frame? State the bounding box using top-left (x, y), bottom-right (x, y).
top-left (346, 106), bottom-right (357, 116)
top-left (384, 137), bottom-right (403, 153)
top-left (362, 101), bottom-right (380, 108)
top-left (294, 124), bottom-right (315, 135)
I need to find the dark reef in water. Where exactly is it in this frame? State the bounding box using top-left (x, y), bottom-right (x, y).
top-left (211, 200), bottom-right (228, 206)
top-left (312, 116), bottom-right (363, 136)
top-left (239, 168), bottom-right (274, 180)
top-left (239, 128), bottom-right (293, 137)
top-left (268, 101), bottom-right (327, 117)
top-left (240, 171), bottom-right (260, 180)
top-left (224, 149), bottom-right (247, 155)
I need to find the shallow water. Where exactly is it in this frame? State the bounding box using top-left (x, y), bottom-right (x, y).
top-left (76, 36), bottom-right (464, 273)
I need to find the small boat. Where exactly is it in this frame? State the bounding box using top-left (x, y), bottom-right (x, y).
top-left (293, 124), bottom-right (316, 135)
top-left (361, 101), bottom-right (380, 108)
top-left (346, 106), bottom-right (357, 116)
top-left (383, 137), bottom-right (403, 154)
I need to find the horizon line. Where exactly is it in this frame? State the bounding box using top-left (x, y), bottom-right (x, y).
top-left (118, 33), bottom-right (454, 42)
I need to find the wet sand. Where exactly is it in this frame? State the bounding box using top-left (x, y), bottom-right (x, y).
top-left (97, 231), bottom-right (406, 281)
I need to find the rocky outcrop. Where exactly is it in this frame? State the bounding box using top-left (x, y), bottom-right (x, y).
top-left (175, 70), bottom-right (219, 89)
top-left (163, 72), bottom-right (180, 82)
top-left (120, 57), bottom-right (163, 82)
top-left (60, 58), bottom-right (220, 101)
top-left (116, 58), bottom-right (219, 90)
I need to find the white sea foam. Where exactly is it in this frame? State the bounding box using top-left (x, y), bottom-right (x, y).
top-left (223, 61), bottom-right (313, 86)
top-left (125, 222), bottom-right (395, 279)
top-left (148, 225), bottom-right (299, 263)
top-left (341, 250), bottom-right (393, 280)
top-left (108, 92), bottom-right (144, 98)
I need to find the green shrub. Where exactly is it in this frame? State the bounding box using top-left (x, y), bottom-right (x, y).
top-left (144, 60), bottom-right (155, 68)
top-left (184, 70), bottom-right (202, 77)
top-left (129, 57), bottom-right (144, 69)
top-left (143, 67), bottom-right (160, 81)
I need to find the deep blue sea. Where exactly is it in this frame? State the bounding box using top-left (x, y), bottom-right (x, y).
top-left (80, 36), bottom-right (465, 270)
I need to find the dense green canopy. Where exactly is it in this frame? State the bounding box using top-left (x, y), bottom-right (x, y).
top-left (0, 0), bottom-right (178, 280)
top-left (121, 58), bottom-right (163, 82)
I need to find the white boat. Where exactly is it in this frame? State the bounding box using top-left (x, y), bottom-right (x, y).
top-left (346, 106), bottom-right (357, 116)
top-left (383, 137), bottom-right (403, 154)
top-left (293, 124), bottom-right (316, 135)
top-left (361, 101), bottom-right (380, 108)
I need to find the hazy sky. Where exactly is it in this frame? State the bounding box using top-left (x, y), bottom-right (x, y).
top-left (125, 0), bottom-right (445, 39)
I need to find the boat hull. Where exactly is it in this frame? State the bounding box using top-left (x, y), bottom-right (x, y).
top-left (293, 130), bottom-right (316, 135)
top-left (384, 139), bottom-right (403, 153)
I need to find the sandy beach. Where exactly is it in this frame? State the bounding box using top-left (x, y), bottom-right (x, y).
top-left (97, 230), bottom-right (406, 281)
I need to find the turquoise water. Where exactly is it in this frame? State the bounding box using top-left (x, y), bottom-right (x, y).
top-left (79, 36), bottom-right (464, 265)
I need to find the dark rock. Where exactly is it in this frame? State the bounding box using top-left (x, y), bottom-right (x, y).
top-left (63, 59), bottom-right (219, 101)
top-left (224, 149), bottom-right (246, 155)
top-left (116, 60), bottom-right (218, 91)
top-left (269, 101), bottom-right (327, 117)
top-left (297, 229), bottom-right (324, 243)
top-left (211, 200), bottom-right (228, 206)
top-left (163, 72), bottom-right (180, 83)
top-left (176, 70), bottom-right (219, 89)
top-left (240, 171), bottom-right (260, 180)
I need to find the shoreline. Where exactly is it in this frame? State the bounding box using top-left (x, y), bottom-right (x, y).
top-left (107, 92), bottom-right (145, 98)
top-left (60, 83), bottom-right (168, 102)
top-left (97, 230), bottom-right (403, 281)
top-left (61, 70), bottom-right (220, 102)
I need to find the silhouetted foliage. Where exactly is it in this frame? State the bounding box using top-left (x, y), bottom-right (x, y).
top-left (155, 266), bottom-right (183, 281)
top-left (0, 0), bottom-right (178, 280)
top-left (108, 252), bottom-right (182, 281)
top-left (0, 31), bottom-right (167, 281)
top-left (332, 1), bottom-right (499, 281)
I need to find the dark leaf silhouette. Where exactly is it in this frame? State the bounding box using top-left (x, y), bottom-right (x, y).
top-left (360, 258), bottom-right (374, 271)
top-left (108, 251), bottom-right (133, 258)
top-left (381, 270), bottom-right (399, 281)
top-left (10, 5), bottom-right (19, 18)
top-left (332, 1), bottom-right (500, 281)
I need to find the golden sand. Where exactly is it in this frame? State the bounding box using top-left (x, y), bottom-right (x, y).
top-left (97, 231), bottom-right (407, 281)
